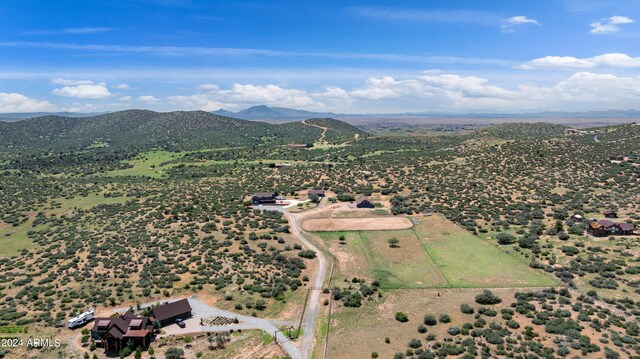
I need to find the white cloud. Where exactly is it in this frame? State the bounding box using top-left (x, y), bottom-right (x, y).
top-left (0, 41), bottom-right (515, 66)
top-left (223, 84), bottom-right (319, 108)
top-left (51, 80), bottom-right (111, 99)
top-left (609, 15), bottom-right (634, 25)
top-left (168, 83), bottom-right (324, 111)
top-left (51, 78), bottom-right (95, 85)
top-left (517, 72), bottom-right (640, 109)
top-left (350, 77), bottom-right (406, 100)
top-left (591, 15), bottom-right (634, 34)
top-left (318, 86), bottom-right (351, 100)
top-left (508, 16), bottom-right (539, 25)
top-left (0, 92), bottom-right (57, 112)
top-left (197, 84), bottom-right (220, 90)
top-left (519, 53), bottom-right (640, 70)
top-left (113, 84), bottom-right (130, 89)
top-left (161, 71), bottom-right (640, 113)
top-left (350, 6), bottom-right (501, 26)
top-left (119, 96), bottom-right (132, 101)
top-left (502, 15), bottom-right (540, 32)
top-left (166, 94), bottom-right (226, 111)
top-left (345, 73), bottom-right (517, 111)
top-left (307, 71), bottom-right (640, 113)
top-left (24, 27), bottom-right (113, 35)
top-left (138, 95), bottom-right (160, 102)
top-left (560, 0), bottom-right (603, 13)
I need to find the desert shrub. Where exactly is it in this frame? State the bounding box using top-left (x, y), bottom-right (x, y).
top-left (475, 290), bottom-right (501, 305)
top-left (460, 304), bottom-right (474, 314)
top-left (496, 233), bottom-right (516, 245)
top-left (424, 315), bottom-right (437, 326)
top-left (395, 312), bottom-right (409, 323)
top-left (165, 348), bottom-right (184, 359)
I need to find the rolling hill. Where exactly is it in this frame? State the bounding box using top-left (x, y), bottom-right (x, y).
top-left (0, 109), bottom-right (367, 152)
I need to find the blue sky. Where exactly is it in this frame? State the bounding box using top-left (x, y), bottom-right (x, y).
top-left (1, 0), bottom-right (639, 113)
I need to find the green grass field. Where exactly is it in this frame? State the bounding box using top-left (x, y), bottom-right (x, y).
top-left (0, 220), bottom-right (39, 257)
top-left (413, 215), bottom-right (558, 288)
top-left (0, 193), bottom-right (130, 257)
top-left (105, 150), bottom-right (182, 178)
top-left (317, 215), bottom-right (557, 289)
top-left (105, 150), bottom-right (303, 178)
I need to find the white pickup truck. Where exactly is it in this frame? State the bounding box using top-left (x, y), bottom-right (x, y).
top-left (67, 309), bottom-right (95, 329)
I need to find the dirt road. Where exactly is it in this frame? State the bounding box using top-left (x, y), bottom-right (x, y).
top-left (287, 213), bottom-right (329, 359)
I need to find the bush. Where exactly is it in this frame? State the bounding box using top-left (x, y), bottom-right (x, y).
top-left (569, 224), bottom-right (584, 235)
top-left (506, 319), bottom-right (520, 329)
top-left (496, 233), bottom-right (516, 245)
top-left (298, 250), bottom-right (316, 259)
top-left (460, 304), bottom-right (474, 314)
top-left (395, 312), bottom-right (409, 323)
top-left (447, 327), bottom-right (461, 336)
top-left (424, 314), bottom-right (437, 326)
top-left (475, 290), bottom-right (501, 305)
top-left (371, 352), bottom-right (379, 358)
top-left (165, 348), bottom-right (184, 359)
top-left (119, 347), bottom-right (132, 358)
top-left (438, 314), bottom-right (451, 323)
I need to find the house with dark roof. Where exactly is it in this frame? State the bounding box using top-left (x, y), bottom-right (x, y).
top-left (91, 310), bottom-right (153, 353)
top-left (355, 196), bottom-right (375, 209)
top-left (588, 220), bottom-right (636, 237)
top-left (308, 189), bottom-right (325, 197)
top-left (150, 298), bottom-right (192, 327)
top-left (251, 192), bottom-right (276, 205)
top-left (603, 210), bottom-right (618, 218)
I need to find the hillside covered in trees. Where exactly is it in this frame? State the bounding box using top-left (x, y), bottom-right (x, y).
top-left (0, 110), bottom-right (367, 153)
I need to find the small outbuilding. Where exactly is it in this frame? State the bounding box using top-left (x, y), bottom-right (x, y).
top-left (603, 210), bottom-right (618, 218)
top-left (150, 299), bottom-right (192, 327)
top-left (355, 196), bottom-right (375, 209)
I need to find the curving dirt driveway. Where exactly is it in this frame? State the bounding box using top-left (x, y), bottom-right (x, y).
top-left (112, 296), bottom-right (301, 358)
top-left (287, 213), bottom-right (329, 359)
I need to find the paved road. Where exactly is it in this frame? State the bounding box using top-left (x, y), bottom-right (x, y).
top-left (113, 296), bottom-right (301, 359)
top-left (287, 213), bottom-right (329, 359)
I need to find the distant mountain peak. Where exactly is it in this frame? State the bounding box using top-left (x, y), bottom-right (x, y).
top-left (212, 105), bottom-right (344, 122)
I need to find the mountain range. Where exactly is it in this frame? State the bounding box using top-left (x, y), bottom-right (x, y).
top-left (0, 112), bottom-right (107, 122)
top-left (2, 106), bottom-right (639, 123)
top-left (0, 109), bottom-right (366, 153)
top-left (212, 105), bottom-right (347, 122)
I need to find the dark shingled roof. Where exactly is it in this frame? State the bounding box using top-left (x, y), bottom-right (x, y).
top-left (619, 223), bottom-right (635, 231)
top-left (151, 299), bottom-right (192, 322)
top-left (355, 196), bottom-right (371, 205)
top-left (597, 220), bottom-right (617, 228)
top-left (91, 309), bottom-right (153, 340)
top-left (96, 319), bottom-right (111, 328)
top-left (253, 192), bottom-right (275, 198)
